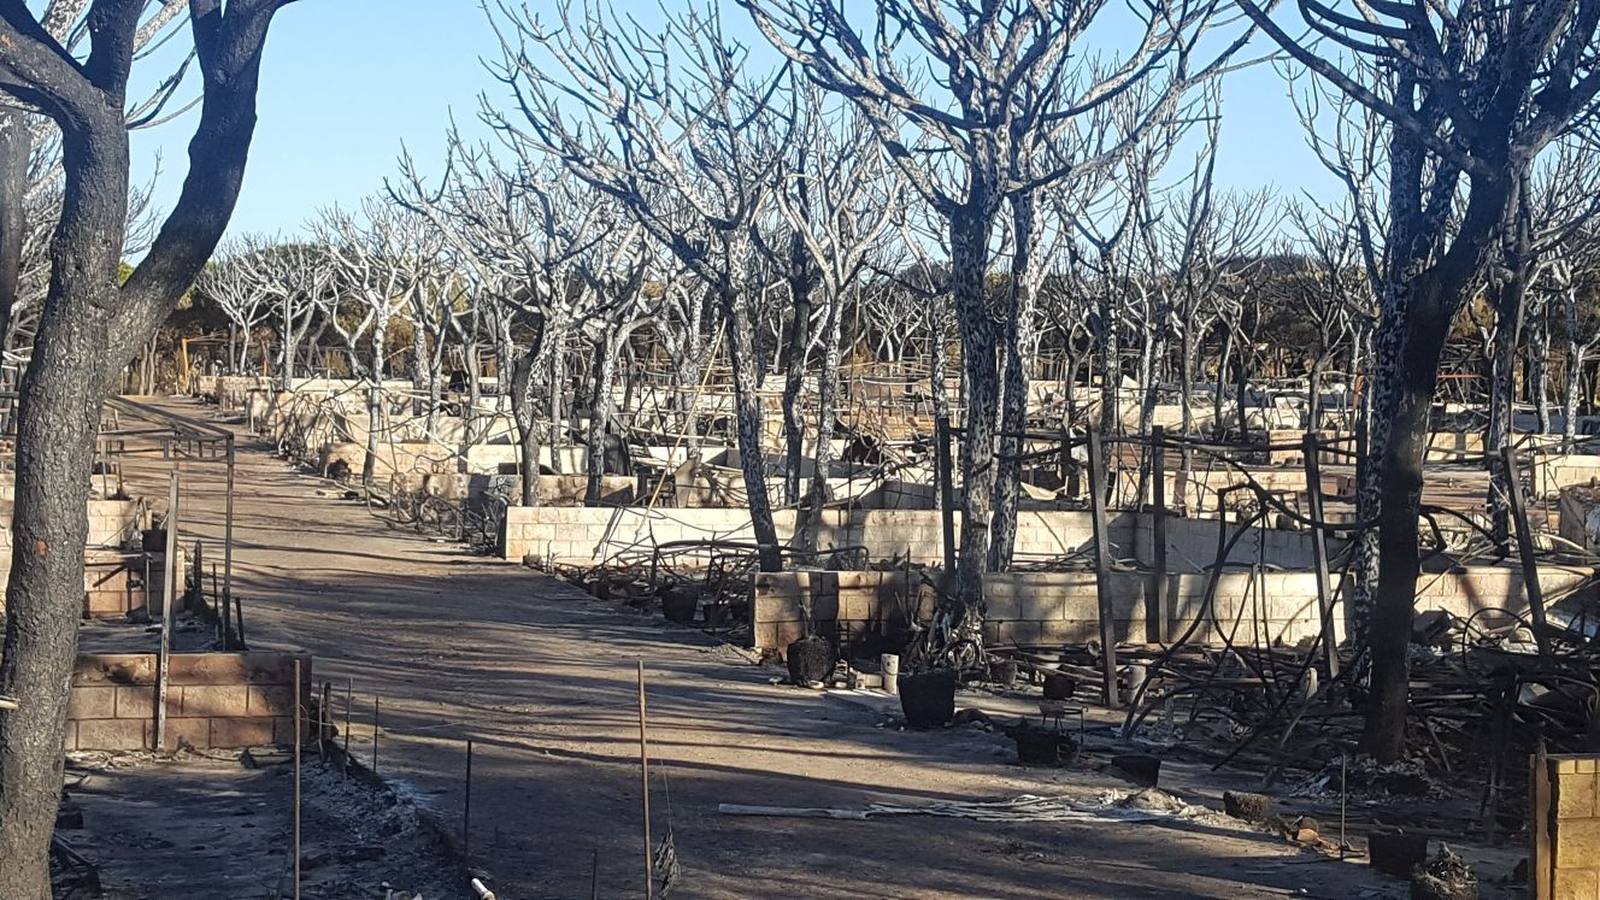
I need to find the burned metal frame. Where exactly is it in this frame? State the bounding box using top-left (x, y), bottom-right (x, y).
top-left (99, 396), bottom-right (240, 649)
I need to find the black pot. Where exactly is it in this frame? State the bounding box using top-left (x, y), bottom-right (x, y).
top-left (1012, 724), bottom-right (1076, 766)
top-left (1042, 672), bottom-right (1076, 700)
top-left (660, 589), bottom-right (698, 624)
top-left (1111, 753), bottom-right (1161, 787)
top-left (787, 635), bottom-right (835, 684)
top-left (142, 529), bottom-right (167, 552)
top-left (898, 668), bottom-right (958, 727)
top-left (1369, 830), bottom-right (1428, 878)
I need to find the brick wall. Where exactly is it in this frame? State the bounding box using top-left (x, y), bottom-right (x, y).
top-left (1534, 753), bottom-right (1600, 900)
top-left (65, 651), bottom-right (311, 752)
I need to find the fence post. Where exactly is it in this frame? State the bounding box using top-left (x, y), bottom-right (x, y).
top-left (1085, 424), bottom-right (1120, 708)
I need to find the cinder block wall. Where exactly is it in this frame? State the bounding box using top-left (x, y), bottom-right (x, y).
top-left (1536, 753), bottom-right (1600, 900)
top-left (749, 564), bottom-right (1595, 654)
top-left (1537, 455), bottom-right (1600, 498)
top-left (502, 502), bottom-right (1341, 575)
top-left (502, 507), bottom-right (1134, 567)
top-left (752, 570), bottom-right (1328, 652)
top-left (65, 651), bottom-right (311, 752)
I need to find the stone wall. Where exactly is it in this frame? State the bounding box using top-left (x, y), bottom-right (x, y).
top-left (65, 651), bottom-right (311, 751)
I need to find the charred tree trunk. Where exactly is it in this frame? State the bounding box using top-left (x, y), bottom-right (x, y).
top-left (362, 320), bottom-right (387, 487)
top-left (1361, 177), bottom-right (1512, 762)
top-left (951, 205), bottom-right (1000, 606)
top-left (1213, 329), bottom-right (1233, 439)
top-left (1532, 301), bottom-right (1552, 435)
top-left (781, 236), bottom-right (817, 505)
top-left (1563, 285), bottom-right (1586, 448)
top-left (584, 329), bottom-right (620, 506)
top-left (989, 195), bottom-right (1040, 571)
top-left (722, 280), bottom-right (782, 572)
top-left (511, 344), bottom-right (542, 509)
top-left (0, 114), bottom-right (27, 356)
top-left (547, 329), bottom-right (566, 474)
top-left (0, 6), bottom-right (286, 891)
top-left (799, 288), bottom-right (844, 554)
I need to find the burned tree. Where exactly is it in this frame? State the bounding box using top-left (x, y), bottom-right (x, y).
top-left (1240, 0), bottom-right (1600, 760)
top-left (0, 2), bottom-right (296, 893)
top-left (741, 0), bottom-right (1253, 607)
top-left (491, 0), bottom-right (794, 570)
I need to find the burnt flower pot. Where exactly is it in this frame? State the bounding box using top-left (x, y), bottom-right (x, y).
top-left (898, 668), bottom-right (958, 727)
top-left (1012, 724), bottom-right (1077, 766)
top-left (786, 635), bottom-right (835, 685)
top-left (659, 589), bottom-right (699, 624)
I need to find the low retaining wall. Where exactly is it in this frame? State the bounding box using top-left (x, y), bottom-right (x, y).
top-left (66, 651), bottom-right (311, 751)
top-left (503, 503), bottom-right (1337, 575)
top-left (1534, 753), bottom-right (1600, 900)
top-left (504, 507), bottom-right (1115, 566)
top-left (1536, 455), bottom-right (1600, 498)
top-left (750, 564), bottom-right (1595, 654)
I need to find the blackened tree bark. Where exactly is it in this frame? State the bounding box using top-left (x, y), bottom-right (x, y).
top-left (779, 230), bottom-right (817, 506)
top-left (0, 3), bottom-right (293, 893)
top-left (0, 115), bottom-right (27, 354)
top-left (509, 310), bottom-right (547, 508)
top-left (1241, 0), bottom-right (1600, 759)
top-left (989, 193), bottom-right (1042, 570)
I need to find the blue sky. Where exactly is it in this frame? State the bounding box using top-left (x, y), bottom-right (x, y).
top-left (128, 2), bottom-right (1339, 240)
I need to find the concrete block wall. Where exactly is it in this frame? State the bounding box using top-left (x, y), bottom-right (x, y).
top-left (1536, 455), bottom-right (1600, 498)
top-left (503, 506), bottom-right (1132, 567)
top-left (749, 564), bottom-right (1595, 654)
top-left (1561, 488), bottom-right (1600, 553)
top-left (1114, 468), bottom-right (1338, 517)
top-left (750, 569), bottom-right (1330, 652)
top-left (503, 502), bottom-right (1342, 574)
top-left (65, 651), bottom-right (311, 751)
top-left (82, 550), bottom-right (164, 618)
top-left (423, 472), bottom-right (635, 506)
top-left (1536, 754), bottom-right (1600, 900)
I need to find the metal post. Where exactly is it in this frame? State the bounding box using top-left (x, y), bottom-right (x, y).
top-left (1148, 426), bottom-right (1167, 644)
top-left (464, 738), bottom-right (474, 865)
top-left (293, 658), bottom-right (303, 900)
top-left (343, 678), bottom-right (353, 764)
top-left (372, 697), bottom-right (380, 773)
top-left (155, 471), bottom-right (178, 749)
top-left (222, 435), bottom-right (236, 648)
top-left (638, 661), bottom-right (653, 900)
top-left (1502, 445), bottom-right (1554, 665)
top-left (1303, 432), bottom-right (1340, 679)
top-left (935, 414), bottom-right (957, 574)
top-left (1085, 424), bottom-right (1120, 708)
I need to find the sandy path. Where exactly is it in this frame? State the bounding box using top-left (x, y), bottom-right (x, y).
top-left (110, 397), bottom-right (1394, 899)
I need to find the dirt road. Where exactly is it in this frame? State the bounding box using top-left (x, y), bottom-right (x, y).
top-left (109, 397), bottom-right (1397, 899)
